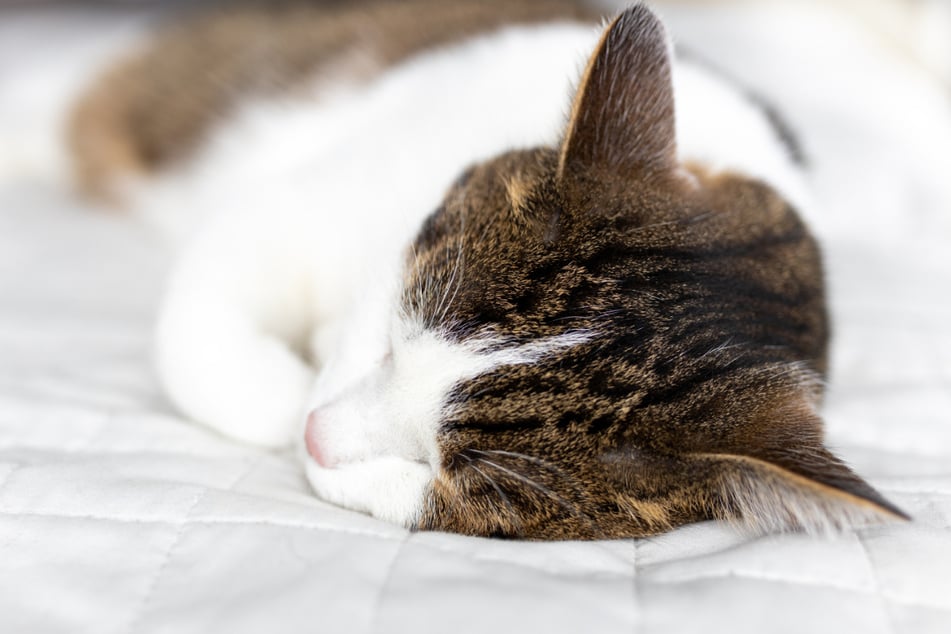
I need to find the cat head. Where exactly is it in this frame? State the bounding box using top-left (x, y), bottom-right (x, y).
top-left (303, 5), bottom-right (907, 539)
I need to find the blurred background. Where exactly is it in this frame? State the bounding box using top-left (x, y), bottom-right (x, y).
top-left (1, 0), bottom-right (947, 81)
top-left (1, 0), bottom-right (947, 182)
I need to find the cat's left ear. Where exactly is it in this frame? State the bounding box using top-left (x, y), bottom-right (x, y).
top-left (558, 5), bottom-right (677, 185)
top-left (687, 446), bottom-right (909, 536)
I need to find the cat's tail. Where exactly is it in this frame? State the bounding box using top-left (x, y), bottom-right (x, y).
top-left (0, 10), bottom-right (148, 193)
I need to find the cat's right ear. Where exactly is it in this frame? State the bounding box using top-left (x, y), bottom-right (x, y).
top-left (558, 5), bottom-right (677, 187)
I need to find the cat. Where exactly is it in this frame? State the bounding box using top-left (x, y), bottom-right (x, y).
top-left (67, 0), bottom-right (907, 539)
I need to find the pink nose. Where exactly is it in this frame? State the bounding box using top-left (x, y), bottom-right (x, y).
top-left (304, 409), bottom-right (335, 468)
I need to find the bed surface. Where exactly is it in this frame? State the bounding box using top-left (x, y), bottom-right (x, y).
top-left (1, 3), bottom-right (949, 633)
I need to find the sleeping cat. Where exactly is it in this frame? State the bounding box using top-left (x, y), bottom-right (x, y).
top-left (68, 0), bottom-right (907, 539)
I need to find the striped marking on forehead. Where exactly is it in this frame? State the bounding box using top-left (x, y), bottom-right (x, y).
top-left (400, 315), bottom-right (597, 376)
top-left (471, 329), bottom-right (596, 368)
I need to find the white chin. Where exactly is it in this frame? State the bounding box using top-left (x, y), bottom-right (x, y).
top-left (303, 455), bottom-right (433, 526)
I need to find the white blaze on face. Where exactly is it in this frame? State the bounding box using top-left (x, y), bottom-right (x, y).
top-left (302, 310), bottom-right (594, 526)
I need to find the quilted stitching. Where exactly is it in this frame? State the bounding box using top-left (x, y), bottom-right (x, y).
top-left (124, 487), bottom-right (209, 634)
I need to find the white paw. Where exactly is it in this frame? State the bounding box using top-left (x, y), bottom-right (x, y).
top-left (156, 298), bottom-right (315, 448)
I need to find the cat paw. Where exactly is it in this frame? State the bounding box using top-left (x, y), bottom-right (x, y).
top-left (156, 300), bottom-right (315, 449)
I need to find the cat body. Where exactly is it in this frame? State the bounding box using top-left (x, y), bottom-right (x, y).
top-left (68, 1), bottom-right (904, 538)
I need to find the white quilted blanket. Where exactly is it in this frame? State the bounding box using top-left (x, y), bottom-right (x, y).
top-left (0, 4), bottom-right (949, 633)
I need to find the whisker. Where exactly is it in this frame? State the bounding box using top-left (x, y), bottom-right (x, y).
top-left (467, 448), bottom-right (567, 477)
top-left (474, 457), bottom-right (576, 513)
top-left (437, 239), bottom-right (462, 327)
top-left (469, 450), bottom-right (600, 535)
top-left (457, 452), bottom-right (521, 532)
top-left (469, 463), bottom-right (518, 519)
top-left (437, 194), bottom-right (467, 327)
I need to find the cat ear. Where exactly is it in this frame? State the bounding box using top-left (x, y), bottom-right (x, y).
top-left (558, 5), bottom-right (677, 184)
top-left (690, 445), bottom-right (909, 536)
